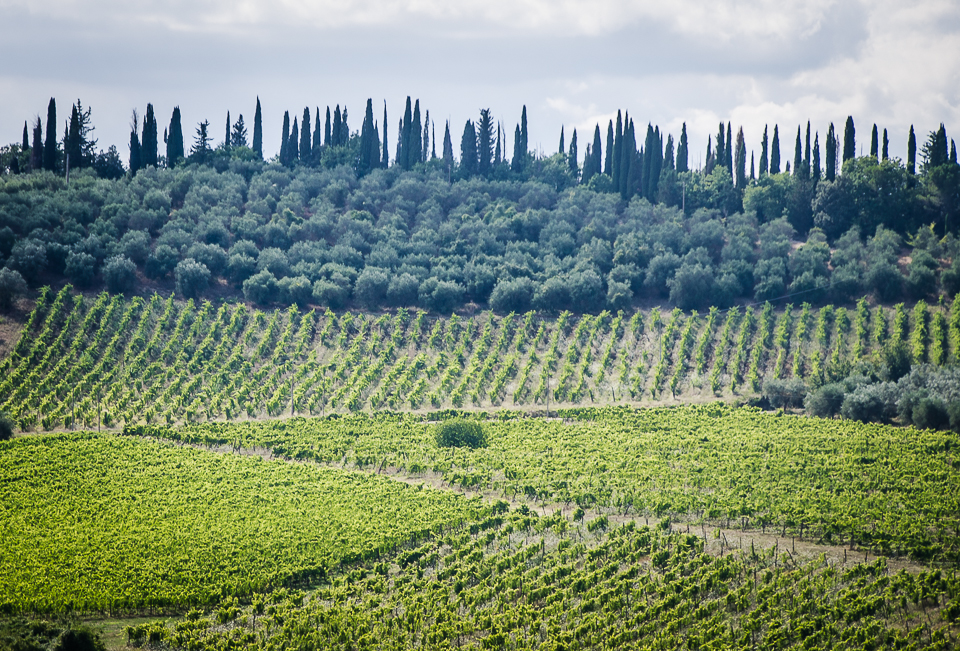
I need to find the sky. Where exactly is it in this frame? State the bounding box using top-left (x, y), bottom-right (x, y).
top-left (2, 0), bottom-right (959, 168)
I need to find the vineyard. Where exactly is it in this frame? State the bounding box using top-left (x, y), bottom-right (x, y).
top-left (4, 286), bottom-right (960, 430)
top-left (0, 433), bottom-right (480, 613)
top-left (126, 405), bottom-right (960, 565)
top-left (127, 510), bottom-right (960, 651)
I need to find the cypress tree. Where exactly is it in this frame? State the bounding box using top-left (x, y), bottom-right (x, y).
top-left (715, 123), bottom-right (725, 168)
top-left (167, 107), bottom-right (184, 166)
top-left (793, 126), bottom-right (802, 177)
top-left (882, 128), bottom-right (889, 160)
top-left (253, 97), bottom-right (263, 159)
top-left (324, 107), bottom-right (332, 147)
top-left (190, 120), bottom-right (211, 162)
top-left (568, 129), bottom-right (578, 176)
top-left (340, 107), bottom-right (349, 145)
top-left (129, 126), bottom-right (141, 175)
top-left (843, 116), bottom-right (855, 163)
top-left (592, 125), bottom-right (602, 177)
top-left (141, 104), bottom-right (158, 168)
top-left (520, 106), bottom-right (528, 162)
top-left (460, 119), bottom-right (478, 178)
top-left (280, 111), bottom-right (290, 165)
top-left (581, 144), bottom-right (595, 184)
top-left (770, 125), bottom-right (781, 174)
top-left (289, 117), bottom-right (299, 164)
top-left (735, 127), bottom-right (746, 189)
top-left (30, 119), bottom-right (42, 171)
top-left (677, 123), bottom-right (689, 173)
top-left (43, 98), bottom-right (57, 172)
top-left (704, 136), bottom-right (714, 174)
top-left (432, 121), bottom-right (437, 160)
top-left (494, 122), bottom-right (502, 166)
top-left (66, 103), bottom-right (81, 171)
top-left (870, 124), bottom-right (879, 159)
top-left (399, 97), bottom-right (412, 169)
top-left (812, 132), bottom-right (821, 183)
top-left (313, 109), bottom-right (322, 158)
top-left (477, 108), bottom-right (493, 177)
top-left (511, 125), bottom-right (522, 173)
top-left (224, 111), bottom-right (231, 149)
top-left (300, 107), bottom-right (311, 163)
top-left (382, 102), bottom-right (389, 167)
top-left (423, 110), bottom-right (430, 163)
top-left (825, 123), bottom-right (836, 181)
top-left (22, 121), bottom-right (29, 151)
top-left (643, 124), bottom-right (656, 200)
top-left (653, 126), bottom-right (663, 195)
top-left (951, 139), bottom-right (957, 165)
top-left (411, 100), bottom-right (422, 166)
top-left (750, 151), bottom-right (755, 180)
top-left (396, 119), bottom-right (402, 165)
top-left (604, 120), bottom-right (614, 175)
top-left (908, 125), bottom-right (916, 174)
top-left (332, 106), bottom-right (342, 149)
top-left (357, 98), bottom-right (376, 176)
top-left (803, 121), bottom-right (811, 178)
top-left (663, 134), bottom-right (675, 171)
top-left (443, 120), bottom-right (453, 178)
top-left (613, 111), bottom-right (623, 190)
top-left (921, 124), bottom-right (949, 172)
top-left (759, 125), bottom-right (769, 176)
top-left (725, 122), bottom-right (733, 168)
top-left (620, 118), bottom-right (636, 200)
top-left (558, 126), bottom-right (565, 156)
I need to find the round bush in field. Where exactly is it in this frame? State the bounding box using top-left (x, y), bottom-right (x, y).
top-left (435, 419), bottom-right (487, 449)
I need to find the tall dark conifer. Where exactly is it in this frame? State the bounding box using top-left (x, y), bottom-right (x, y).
top-left (770, 125), bottom-right (781, 174)
top-left (870, 124), bottom-right (879, 159)
top-left (128, 110), bottom-right (141, 175)
top-left (568, 129), bottom-right (578, 176)
top-left (167, 107), bottom-right (184, 166)
top-left (460, 120), bottom-right (478, 178)
top-left (592, 125), bottom-right (602, 177)
top-left (324, 107), bottom-right (332, 147)
top-left (843, 116), bottom-right (855, 163)
top-left (399, 97), bottom-right (412, 169)
top-left (494, 122), bottom-right (501, 166)
top-left (357, 98), bottom-right (377, 176)
top-left (793, 126), bottom-right (802, 177)
top-left (705, 136), bottom-right (715, 174)
top-left (313, 109), bottom-right (322, 158)
top-left (882, 129), bottom-right (889, 161)
top-left (520, 106), bottom-right (528, 162)
top-left (613, 111), bottom-right (623, 190)
top-left (477, 109), bottom-right (493, 177)
top-left (30, 119), bottom-right (42, 171)
top-left (224, 111), bottom-right (231, 149)
top-left (423, 110), bottom-right (430, 164)
top-left (803, 121), bottom-right (811, 178)
top-left (253, 97), bottom-right (263, 159)
top-left (908, 126), bottom-right (917, 174)
top-left (825, 123), bottom-right (836, 181)
top-left (725, 123), bottom-right (732, 168)
top-left (382, 102), bottom-right (389, 168)
top-left (558, 126), bottom-right (565, 156)
top-left (300, 107), bottom-right (311, 163)
top-left (511, 125), bottom-right (522, 173)
top-left (141, 104), bottom-right (158, 168)
top-left (231, 115), bottom-right (248, 148)
top-left (332, 106), bottom-right (343, 149)
top-left (22, 122), bottom-right (29, 151)
top-left (619, 117), bottom-right (635, 200)
top-left (411, 100), bottom-right (422, 166)
top-left (812, 132), bottom-right (821, 184)
top-left (750, 152), bottom-right (755, 180)
top-left (663, 134), bottom-right (675, 171)
top-left (715, 123), bottom-right (725, 168)
top-left (604, 121), bottom-right (614, 176)
top-left (43, 98), bottom-right (57, 171)
top-left (677, 123), bottom-right (689, 173)
top-left (280, 111), bottom-right (290, 165)
top-left (951, 139), bottom-right (957, 165)
top-left (759, 125), bottom-right (769, 176)
top-left (66, 104), bottom-right (82, 171)
top-left (735, 127), bottom-right (746, 189)
top-left (442, 121), bottom-right (453, 178)
top-left (289, 118), bottom-right (299, 164)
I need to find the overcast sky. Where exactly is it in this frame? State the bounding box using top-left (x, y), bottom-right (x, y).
top-left (2, 0), bottom-right (958, 168)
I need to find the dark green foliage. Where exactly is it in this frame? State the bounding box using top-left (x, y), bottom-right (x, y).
top-left (921, 123), bottom-right (949, 172)
top-left (103, 255), bottom-right (137, 294)
top-left (65, 251), bottom-right (96, 287)
top-left (825, 123), bottom-right (836, 181)
top-left (141, 103), bottom-right (158, 168)
top-left (477, 109), bottom-right (493, 177)
top-left (0, 411), bottom-right (13, 439)
top-left (357, 99), bottom-right (379, 177)
top-left (189, 120), bottom-right (211, 163)
top-left (65, 103), bottom-right (81, 171)
top-left (489, 277), bottom-right (534, 313)
top-left (677, 123), bottom-right (689, 174)
top-left (0, 619), bottom-right (105, 651)
top-left (870, 124), bottom-right (879, 159)
top-left (882, 128), bottom-right (889, 160)
top-left (43, 98), bottom-right (57, 172)
top-left (770, 125), bottom-right (780, 174)
top-left (231, 115), bottom-right (248, 149)
top-left (128, 121), bottom-right (141, 175)
top-left (762, 377), bottom-right (806, 409)
top-left (288, 118), bottom-right (299, 164)
top-left (908, 125), bottom-right (916, 174)
top-left (911, 397), bottom-right (950, 430)
top-left (793, 126), bottom-right (802, 178)
top-left (175, 259), bottom-right (210, 299)
top-left (167, 107), bottom-right (185, 166)
top-left (459, 120), bottom-right (477, 178)
top-left (300, 108), bottom-right (311, 163)
top-left (435, 419), bottom-right (486, 449)
top-left (0, 268), bottom-right (27, 307)
top-left (418, 278), bottom-right (464, 314)
top-left (354, 266), bottom-right (390, 308)
top-left (842, 116), bottom-right (855, 163)
top-left (253, 98), bottom-right (263, 159)
top-left (882, 341), bottom-right (912, 382)
top-left (805, 382), bottom-right (846, 418)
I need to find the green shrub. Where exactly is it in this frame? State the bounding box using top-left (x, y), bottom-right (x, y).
top-left (805, 382), bottom-right (845, 418)
top-left (912, 398), bottom-right (950, 431)
top-left (435, 419), bottom-right (487, 449)
top-left (0, 412), bottom-right (14, 440)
